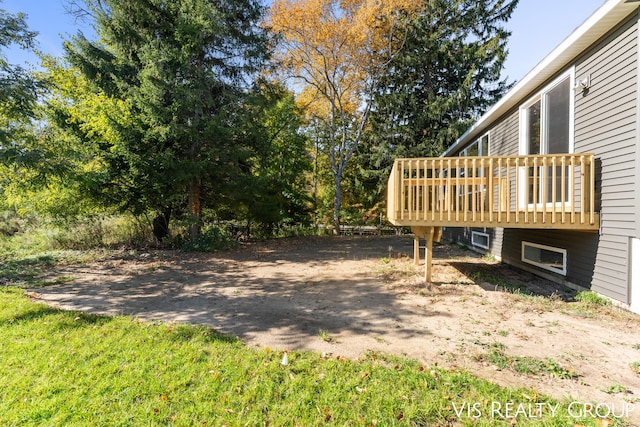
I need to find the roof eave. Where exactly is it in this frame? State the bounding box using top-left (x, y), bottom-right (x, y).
top-left (442, 0), bottom-right (639, 157)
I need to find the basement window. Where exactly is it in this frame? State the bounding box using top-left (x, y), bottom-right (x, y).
top-left (521, 241), bottom-right (567, 276)
top-left (471, 231), bottom-right (490, 250)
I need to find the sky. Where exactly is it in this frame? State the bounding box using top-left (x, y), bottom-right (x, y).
top-left (3, 0), bottom-right (608, 83)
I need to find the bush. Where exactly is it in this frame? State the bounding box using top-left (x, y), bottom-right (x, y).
top-left (574, 290), bottom-right (611, 307)
top-left (182, 226), bottom-right (238, 252)
top-left (0, 215), bottom-right (155, 254)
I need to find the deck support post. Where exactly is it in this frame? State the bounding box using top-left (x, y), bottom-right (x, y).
top-left (411, 226), bottom-right (442, 282)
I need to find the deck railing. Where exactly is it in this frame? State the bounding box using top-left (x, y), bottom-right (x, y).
top-left (387, 153), bottom-right (599, 230)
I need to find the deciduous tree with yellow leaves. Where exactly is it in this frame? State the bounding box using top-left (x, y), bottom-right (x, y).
top-left (268, 0), bottom-right (421, 234)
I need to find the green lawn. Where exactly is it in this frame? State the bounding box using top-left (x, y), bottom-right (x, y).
top-left (0, 287), bottom-right (626, 426)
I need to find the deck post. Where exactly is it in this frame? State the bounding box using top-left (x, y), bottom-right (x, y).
top-left (411, 226), bottom-right (442, 282)
top-left (424, 227), bottom-right (434, 282)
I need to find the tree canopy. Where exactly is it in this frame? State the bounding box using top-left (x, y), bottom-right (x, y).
top-left (346, 0), bottom-right (518, 219)
top-left (268, 0), bottom-right (422, 234)
top-left (52, 0), bottom-right (271, 238)
top-left (0, 0), bottom-right (520, 244)
top-left (0, 4), bottom-right (39, 159)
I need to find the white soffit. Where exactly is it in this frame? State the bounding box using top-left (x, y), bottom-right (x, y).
top-left (443, 0), bottom-right (640, 157)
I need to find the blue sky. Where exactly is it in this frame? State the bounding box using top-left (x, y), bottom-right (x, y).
top-left (3, 0), bottom-right (606, 83)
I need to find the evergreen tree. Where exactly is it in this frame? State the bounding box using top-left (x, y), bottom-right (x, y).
top-left (348, 0), bottom-right (518, 218)
top-left (58, 0), bottom-right (270, 239)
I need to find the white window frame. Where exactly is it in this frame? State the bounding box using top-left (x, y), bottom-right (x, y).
top-left (521, 241), bottom-right (567, 276)
top-left (471, 231), bottom-right (490, 250)
top-left (518, 69), bottom-right (575, 209)
top-left (459, 132), bottom-right (490, 157)
top-left (458, 132), bottom-right (491, 197)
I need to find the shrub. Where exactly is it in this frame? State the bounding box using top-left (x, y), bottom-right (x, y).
top-left (182, 226), bottom-right (238, 252)
top-left (574, 290), bottom-right (611, 307)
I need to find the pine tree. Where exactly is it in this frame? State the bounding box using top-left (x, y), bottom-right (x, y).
top-left (58, 0), bottom-right (270, 239)
top-left (348, 0), bottom-right (518, 218)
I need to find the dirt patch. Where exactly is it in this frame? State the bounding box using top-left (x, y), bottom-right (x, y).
top-left (31, 235), bottom-right (640, 423)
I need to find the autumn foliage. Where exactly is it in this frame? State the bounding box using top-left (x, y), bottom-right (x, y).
top-left (268, 0), bottom-right (422, 232)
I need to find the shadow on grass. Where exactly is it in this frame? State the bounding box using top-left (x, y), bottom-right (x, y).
top-left (1, 303), bottom-right (111, 327)
top-left (0, 254), bottom-right (57, 283)
top-left (2, 291), bottom-right (241, 345)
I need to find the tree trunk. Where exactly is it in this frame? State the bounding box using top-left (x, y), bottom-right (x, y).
top-left (188, 179), bottom-right (202, 239)
top-left (333, 173), bottom-right (342, 235)
top-left (152, 206), bottom-right (172, 242)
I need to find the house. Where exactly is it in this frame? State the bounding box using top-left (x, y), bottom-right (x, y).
top-left (386, 0), bottom-right (640, 313)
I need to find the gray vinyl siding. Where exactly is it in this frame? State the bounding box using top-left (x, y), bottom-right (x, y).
top-left (501, 229), bottom-right (599, 287)
top-left (442, 11), bottom-right (639, 304)
top-left (489, 110), bottom-right (519, 156)
top-left (492, 12), bottom-right (639, 303)
top-left (573, 11), bottom-right (638, 303)
top-left (443, 227), bottom-right (503, 258)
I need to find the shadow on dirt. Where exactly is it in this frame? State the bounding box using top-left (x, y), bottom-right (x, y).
top-left (32, 236), bottom-right (457, 349)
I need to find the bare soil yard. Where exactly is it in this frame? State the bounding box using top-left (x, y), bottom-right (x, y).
top-left (31, 235), bottom-right (640, 423)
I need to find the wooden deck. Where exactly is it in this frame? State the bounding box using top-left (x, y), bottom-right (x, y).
top-left (387, 153), bottom-right (599, 231)
top-left (386, 153), bottom-right (600, 281)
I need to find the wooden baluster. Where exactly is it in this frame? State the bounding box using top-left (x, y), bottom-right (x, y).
top-left (561, 156), bottom-right (566, 224)
top-left (488, 158), bottom-right (494, 223)
top-left (570, 156), bottom-right (575, 224)
top-left (522, 157), bottom-right (530, 224)
top-left (590, 154), bottom-right (595, 225)
top-left (447, 158), bottom-right (452, 221)
top-left (463, 158), bottom-right (468, 222)
top-left (422, 159), bottom-right (427, 220)
top-left (541, 156), bottom-right (547, 224)
top-left (431, 161), bottom-right (438, 221)
top-left (551, 156), bottom-right (556, 225)
top-left (580, 155), bottom-right (586, 225)
top-left (456, 158), bottom-right (461, 221)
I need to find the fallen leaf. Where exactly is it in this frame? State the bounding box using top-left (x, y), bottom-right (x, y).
top-left (596, 419), bottom-right (613, 427)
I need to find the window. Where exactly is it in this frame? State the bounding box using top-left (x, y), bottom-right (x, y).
top-left (519, 70), bottom-right (574, 206)
top-left (459, 133), bottom-right (490, 157)
top-left (471, 231), bottom-right (490, 250)
top-left (521, 241), bottom-right (567, 276)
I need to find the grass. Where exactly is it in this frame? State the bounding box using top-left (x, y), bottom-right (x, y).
top-left (574, 290), bottom-right (611, 307)
top-left (480, 349), bottom-right (579, 380)
top-left (0, 249), bottom-right (103, 287)
top-left (603, 383), bottom-right (629, 395)
top-left (630, 361), bottom-right (640, 374)
top-left (318, 329), bottom-right (334, 342)
top-left (0, 287), bottom-right (617, 426)
top-left (376, 257), bottom-right (418, 283)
